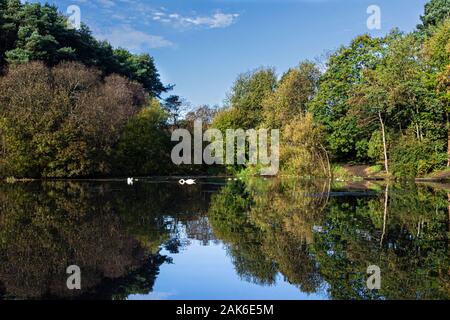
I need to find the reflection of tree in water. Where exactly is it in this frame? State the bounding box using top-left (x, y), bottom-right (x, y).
top-left (2, 179), bottom-right (449, 300)
top-left (184, 216), bottom-right (217, 245)
top-left (161, 182), bottom-right (219, 248)
top-left (209, 179), bottom-right (328, 291)
top-left (314, 183), bottom-right (450, 300)
top-left (208, 179), bottom-right (450, 299)
top-left (0, 181), bottom-right (213, 299)
top-left (79, 254), bottom-right (167, 300)
top-left (209, 181), bottom-right (275, 285)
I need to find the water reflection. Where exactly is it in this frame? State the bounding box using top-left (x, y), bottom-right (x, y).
top-left (0, 178), bottom-right (449, 300)
top-left (210, 179), bottom-right (450, 299)
top-left (0, 180), bottom-right (213, 299)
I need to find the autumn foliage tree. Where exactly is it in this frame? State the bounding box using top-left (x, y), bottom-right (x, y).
top-left (262, 61), bottom-right (320, 129)
top-left (0, 61), bottom-right (146, 178)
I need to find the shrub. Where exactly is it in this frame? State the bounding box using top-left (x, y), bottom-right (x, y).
top-left (390, 135), bottom-right (446, 178)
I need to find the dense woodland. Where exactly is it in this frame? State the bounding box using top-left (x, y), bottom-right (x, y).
top-left (0, 0), bottom-right (449, 179)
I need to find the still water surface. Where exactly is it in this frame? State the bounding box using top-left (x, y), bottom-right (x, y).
top-left (0, 178), bottom-right (449, 300)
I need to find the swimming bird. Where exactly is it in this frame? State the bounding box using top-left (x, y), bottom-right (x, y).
top-left (179, 179), bottom-right (196, 185)
top-left (127, 178), bottom-right (134, 185)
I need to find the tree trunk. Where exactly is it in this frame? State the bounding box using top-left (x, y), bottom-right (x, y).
top-left (448, 193), bottom-right (450, 237)
top-left (380, 184), bottom-right (389, 246)
top-left (1, 129), bottom-right (5, 157)
top-left (416, 123), bottom-right (420, 141)
top-left (378, 111), bottom-right (389, 175)
top-left (447, 126), bottom-right (450, 167)
top-left (319, 143), bottom-right (332, 178)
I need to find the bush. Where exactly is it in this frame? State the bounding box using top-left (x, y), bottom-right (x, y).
top-left (390, 136), bottom-right (446, 178)
top-left (367, 164), bottom-right (383, 175)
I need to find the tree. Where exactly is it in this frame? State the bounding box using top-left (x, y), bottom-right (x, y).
top-left (349, 33), bottom-right (445, 175)
top-left (424, 19), bottom-right (450, 165)
top-left (417, 0), bottom-right (450, 33)
top-left (0, 61), bottom-right (146, 178)
top-left (0, 1), bottom-right (168, 96)
top-left (113, 99), bottom-right (172, 176)
top-left (262, 61), bottom-right (320, 129)
top-left (0, 0), bottom-right (21, 69)
top-left (309, 35), bottom-right (385, 162)
top-left (163, 95), bottom-right (184, 125)
top-left (223, 67), bottom-right (277, 129)
top-left (281, 113), bottom-right (330, 177)
top-left (113, 49), bottom-right (169, 97)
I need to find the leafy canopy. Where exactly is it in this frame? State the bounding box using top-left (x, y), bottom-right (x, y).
top-left (0, 0), bottom-right (167, 96)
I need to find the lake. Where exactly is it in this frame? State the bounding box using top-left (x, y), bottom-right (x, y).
top-left (0, 178), bottom-right (449, 300)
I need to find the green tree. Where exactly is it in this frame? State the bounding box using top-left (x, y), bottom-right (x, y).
top-left (113, 99), bottom-right (172, 176)
top-left (262, 61), bottom-right (320, 129)
top-left (349, 33), bottom-right (445, 175)
top-left (417, 0), bottom-right (450, 33)
top-left (424, 19), bottom-right (450, 165)
top-left (309, 35), bottom-right (385, 162)
top-left (219, 68), bottom-right (277, 130)
top-left (211, 68), bottom-right (277, 175)
top-left (0, 1), bottom-right (167, 96)
top-left (113, 49), bottom-right (169, 98)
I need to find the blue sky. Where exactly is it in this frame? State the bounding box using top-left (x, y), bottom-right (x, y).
top-left (33, 0), bottom-right (429, 108)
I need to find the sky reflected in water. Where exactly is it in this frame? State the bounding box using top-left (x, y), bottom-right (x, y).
top-left (0, 178), bottom-right (449, 300)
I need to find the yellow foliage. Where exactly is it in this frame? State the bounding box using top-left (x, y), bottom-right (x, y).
top-left (280, 113), bottom-right (330, 177)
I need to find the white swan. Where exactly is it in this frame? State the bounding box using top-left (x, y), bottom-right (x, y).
top-left (179, 179), bottom-right (196, 185)
top-left (127, 178), bottom-right (134, 185)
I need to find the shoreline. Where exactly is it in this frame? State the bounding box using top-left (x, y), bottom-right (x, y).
top-left (2, 175), bottom-right (450, 185)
